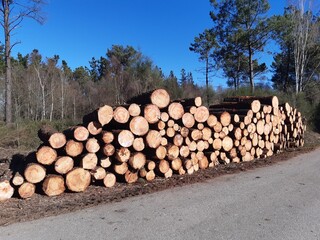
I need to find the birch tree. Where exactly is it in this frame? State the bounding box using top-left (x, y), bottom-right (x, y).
top-left (290, 0), bottom-right (319, 93)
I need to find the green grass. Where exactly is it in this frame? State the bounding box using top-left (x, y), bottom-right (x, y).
top-left (0, 120), bottom-right (77, 152)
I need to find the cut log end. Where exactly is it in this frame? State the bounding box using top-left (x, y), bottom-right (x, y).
top-left (66, 168), bottom-right (91, 192)
top-left (0, 180), bottom-right (14, 201)
top-left (151, 88), bottom-right (171, 109)
top-left (42, 175), bottom-right (66, 196)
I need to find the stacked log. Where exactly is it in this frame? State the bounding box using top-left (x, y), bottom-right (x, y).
top-left (0, 89), bottom-right (307, 201)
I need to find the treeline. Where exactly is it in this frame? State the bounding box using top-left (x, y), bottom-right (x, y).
top-left (190, 0), bottom-right (320, 95)
top-left (0, 0), bottom-right (320, 130)
top-left (0, 45), bottom-right (206, 123)
top-left (189, 0), bottom-right (320, 129)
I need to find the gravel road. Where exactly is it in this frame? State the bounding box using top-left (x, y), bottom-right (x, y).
top-left (1, 148), bottom-right (320, 240)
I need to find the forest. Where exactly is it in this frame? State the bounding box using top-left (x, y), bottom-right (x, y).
top-left (0, 0), bottom-right (319, 150)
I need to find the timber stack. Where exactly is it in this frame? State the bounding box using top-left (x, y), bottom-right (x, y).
top-left (0, 89), bottom-right (306, 200)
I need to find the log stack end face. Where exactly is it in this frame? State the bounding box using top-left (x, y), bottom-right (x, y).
top-left (2, 90), bottom-right (306, 200)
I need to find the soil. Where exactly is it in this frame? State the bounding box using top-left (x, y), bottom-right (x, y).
top-left (0, 131), bottom-right (320, 226)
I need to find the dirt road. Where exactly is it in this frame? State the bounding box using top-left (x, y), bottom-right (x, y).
top-left (1, 148), bottom-right (320, 240)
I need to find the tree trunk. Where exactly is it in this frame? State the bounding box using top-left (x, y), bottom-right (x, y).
top-left (205, 54), bottom-right (209, 106)
top-left (4, 0), bottom-right (12, 124)
top-left (248, 41), bottom-right (254, 94)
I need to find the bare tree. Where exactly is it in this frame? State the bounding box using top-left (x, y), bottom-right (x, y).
top-left (289, 0), bottom-right (319, 93)
top-left (0, 0), bottom-right (45, 124)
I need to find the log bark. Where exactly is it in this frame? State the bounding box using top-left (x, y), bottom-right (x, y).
top-left (38, 125), bottom-right (66, 149)
top-left (210, 100), bottom-right (261, 113)
top-left (126, 88), bottom-right (170, 109)
top-left (86, 121), bottom-right (102, 135)
top-left (83, 105), bottom-right (113, 126)
top-left (173, 97), bottom-right (202, 107)
top-left (65, 126), bottom-right (89, 142)
top-left (42, 174), bottom-right (65, 196)
top-left (224, 96), bottom-right (279, 108)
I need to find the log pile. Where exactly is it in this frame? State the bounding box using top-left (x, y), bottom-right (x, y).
top-left (0, 89), bottom-right (306, 200)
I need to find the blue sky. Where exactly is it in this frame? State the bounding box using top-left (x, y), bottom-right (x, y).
top-left (9, 0), bottom-right (286, 88)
